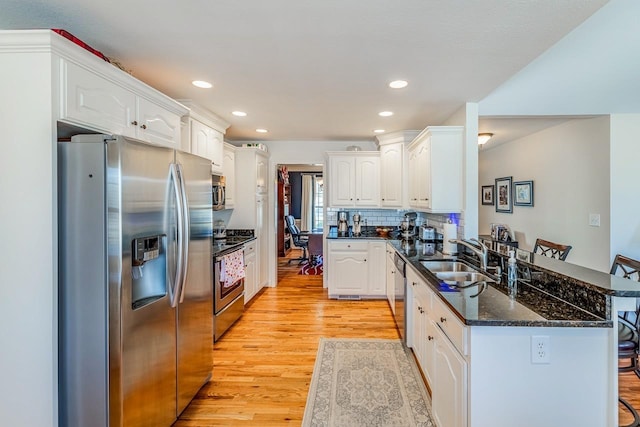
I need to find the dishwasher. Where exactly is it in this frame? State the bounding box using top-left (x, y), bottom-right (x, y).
top-left (393, 252), bottom-right (407, 343)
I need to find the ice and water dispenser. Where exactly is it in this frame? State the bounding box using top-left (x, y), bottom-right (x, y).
top-left (131, 235), bottom-right (167, 309)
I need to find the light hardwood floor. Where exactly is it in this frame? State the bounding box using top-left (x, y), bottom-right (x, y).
top-left (175, 248), bottom-right (640, 426)
top-left (175, 250), bottom-right (399, 426)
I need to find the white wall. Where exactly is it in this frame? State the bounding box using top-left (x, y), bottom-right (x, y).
top-left (479, 116), bottom-right (611, 271)
top-left (610, 114), bottom-right (640, 262)
top-left (0, 43), bottom-right (57, 425)
top-left (444, 103), bottom-right (479, 239)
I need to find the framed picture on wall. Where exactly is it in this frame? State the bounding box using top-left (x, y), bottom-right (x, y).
top-left (495, 176), bottom-right (513, 213)
top-left (481, 185), bottom-right (494, 205)
top-left (514, 180), bottom-right (534, 206)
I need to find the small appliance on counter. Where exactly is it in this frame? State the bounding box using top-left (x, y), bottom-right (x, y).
top-left (399, 212), bottom-right (417, 239)
top-left (352, 213), bottom-right (362, 236)
top-left (419, 223), bottom-right (436, 240)
top-left (213, 220), bottom-right (227, 240)
top-left (337, 211), bottom-right (349, 234)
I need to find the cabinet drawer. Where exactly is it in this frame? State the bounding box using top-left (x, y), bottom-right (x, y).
top-left (432, 296), bottom-right (468, 356)
top-left (329, 240), bottom-right (369, 251)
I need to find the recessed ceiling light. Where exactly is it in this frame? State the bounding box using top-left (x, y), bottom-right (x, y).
top-left (256, 128), bottom-right (268, 133)
top-left (232, 111), bottom-right (247, 117)
top-left (374, 129), bottom-right (385, 133)
top-left (378, 111), bottom-right (393, 117)
top-left (192, 80), bottom-right (212, 89)
top-left (389, 80), bottom-right (408, 89)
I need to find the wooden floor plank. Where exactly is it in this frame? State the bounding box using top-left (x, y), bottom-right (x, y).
top-left (175, 248), bottom-right (640, 425)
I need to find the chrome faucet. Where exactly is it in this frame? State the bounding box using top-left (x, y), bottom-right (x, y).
top-left (448, 238), bottom-right (501, 282)
top-left (449, 238), bottom-right (488, 269)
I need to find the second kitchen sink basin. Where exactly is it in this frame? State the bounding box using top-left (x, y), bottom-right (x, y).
top-left (420, 261), bottom-right (476, 273)
top-left (435, 271), bottom-right (492, 283)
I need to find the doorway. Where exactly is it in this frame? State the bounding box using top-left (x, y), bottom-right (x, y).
top-left (276, 164), bottom-right (324, 281)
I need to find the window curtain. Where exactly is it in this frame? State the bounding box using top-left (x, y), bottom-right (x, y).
top-left (300, 174), bottom-right (313, 231)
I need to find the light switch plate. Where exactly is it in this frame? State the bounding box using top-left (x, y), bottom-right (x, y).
top-left (589, 213), bottom-right (601, 227)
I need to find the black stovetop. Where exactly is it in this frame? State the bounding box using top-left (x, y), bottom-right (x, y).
top-left (212, 235), bottom-right (256, 258)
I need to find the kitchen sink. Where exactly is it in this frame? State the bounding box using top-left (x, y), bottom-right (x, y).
top-left (419, 261), bottom-right (476, 272)
top-left (435, 271), bottom-right (492, 283)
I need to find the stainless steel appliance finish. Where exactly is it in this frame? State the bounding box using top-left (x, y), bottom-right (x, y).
top-left (337, 211), bottom-right (349, 234)
top-left (420, 224), bottom-right (436, 240)
top-left (58, 134), bottom-right (213, 427)
top-left (212, 174), bottom-right (226, 210)
top-left (213, 245), bottom-right (245, 341)
top-left (393, 252), bottom-right (407, 343)
top-left (352, 213), bottom-right (362, 236)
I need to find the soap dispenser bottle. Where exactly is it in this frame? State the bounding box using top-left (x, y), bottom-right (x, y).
top-left (508, 250), bottom-right (517, 299)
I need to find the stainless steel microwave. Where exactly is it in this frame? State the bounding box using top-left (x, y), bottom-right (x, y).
top-left (212, 174), bottom-right (226, 210)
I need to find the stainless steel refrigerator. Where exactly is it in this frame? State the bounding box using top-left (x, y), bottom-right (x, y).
top-left (58, 134), bottom-right (213, 427)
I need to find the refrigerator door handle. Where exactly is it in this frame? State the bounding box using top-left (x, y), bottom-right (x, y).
top-left (177, 163), bottom-right (190, 304)
top-left (170, 163), bottom-right (185, 308)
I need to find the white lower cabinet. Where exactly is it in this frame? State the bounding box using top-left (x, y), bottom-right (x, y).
top-left (407, 263), bottom-right (468, 427)
top-left (432, 325), bottom-right (468, 427)
top-left (243, 240), bottom-right (257, 304)
top-left (327, 240), bottom-right (386, 298)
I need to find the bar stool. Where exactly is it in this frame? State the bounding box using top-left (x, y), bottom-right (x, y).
top-left (533, 238), bottom-right (572, 261)
top-left (612, 254), bottom-right (640, 427)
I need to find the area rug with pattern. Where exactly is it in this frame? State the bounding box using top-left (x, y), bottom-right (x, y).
top-left (299, 256), bottom-right (323, 275)
top-left (302, 338), bottom-right (434, 427)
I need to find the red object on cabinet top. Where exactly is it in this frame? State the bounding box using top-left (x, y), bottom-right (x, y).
top-left (52, 29), bottom-right (110, 63)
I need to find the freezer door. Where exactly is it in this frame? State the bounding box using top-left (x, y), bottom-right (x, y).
top-left (175, 150), bottom-right (214, 415)
top-left (115, 136), bottom-right (178, 427)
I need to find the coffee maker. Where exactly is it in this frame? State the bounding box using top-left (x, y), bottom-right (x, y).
top-left (337, 211), bottom-right (349, 234)
top-left (352, 213), bottom-right (362, 236)
top-left (400, 212), bottom-right (417, 238)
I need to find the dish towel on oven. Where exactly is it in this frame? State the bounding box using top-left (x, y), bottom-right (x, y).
top-left (221, 250), bottom-right (246, 288)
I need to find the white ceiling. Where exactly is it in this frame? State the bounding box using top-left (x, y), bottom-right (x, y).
top-left (2, 0), bottom-right (627, 143)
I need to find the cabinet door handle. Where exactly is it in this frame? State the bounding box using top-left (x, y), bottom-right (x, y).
top-left (428, 336), bottom-right (434, 341)
top-left (364, 259), bottom-right (367, 262)
top-left (140, 124), bottom-right (147, 130)
top-left (440, 317), bottom-right (446, 323)
top-left (412, 281), bottom-right (417, 286)
top-left (131, 120), bottom-right (138, 126)
top-left (382, 198), bottom-right (385, 201)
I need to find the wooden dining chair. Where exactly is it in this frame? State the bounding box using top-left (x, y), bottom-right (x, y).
top-left (533, 238), bottom-right (572, 261)
top-left (611, 254), bottom-right (640, 427)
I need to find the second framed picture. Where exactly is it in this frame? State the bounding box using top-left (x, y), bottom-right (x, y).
top-left (514, 180), bottom-right (534, 206)
top-left (495, 176), bottom-right (513, 213)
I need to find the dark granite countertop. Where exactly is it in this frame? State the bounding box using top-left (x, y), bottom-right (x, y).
top-left (480, 238), bottom-right (640, 297)
top-left (386, 239), bottom-right (612, 328)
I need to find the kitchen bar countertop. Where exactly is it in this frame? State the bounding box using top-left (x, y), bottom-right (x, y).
top-left (388, 238), bottom-right (612, 328)
top-left (326, 228), bottom-right (612, 328)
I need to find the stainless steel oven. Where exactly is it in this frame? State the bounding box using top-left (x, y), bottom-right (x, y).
top-left (212, 174), bottom-right (226, 211)
top-left (213, 246), bottom-right (244, 341)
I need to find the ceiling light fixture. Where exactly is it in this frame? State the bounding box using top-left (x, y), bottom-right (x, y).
top-left (192, 80), bottom-right (212, 89)
top-left (389, 80), bottom-right (408, 89)
top-left (374, 129), bottom-right (385, 134)
top-left (256, 128), bottom-right (268, 133)
top-left (232, 111), bottom-right (247, 117)
top-left (378, 111), bottom-right (393, 117)
top-left (478, 133), bottom-right (494, 145)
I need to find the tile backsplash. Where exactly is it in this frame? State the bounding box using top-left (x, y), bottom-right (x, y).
top-left (326, 207), bottom-right (463, 238)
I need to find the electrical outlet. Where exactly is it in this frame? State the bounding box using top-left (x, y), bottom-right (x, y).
top-left (589, 213), bottom-right (601, 227)
top-left (531, 335), bottom-right (551, 364)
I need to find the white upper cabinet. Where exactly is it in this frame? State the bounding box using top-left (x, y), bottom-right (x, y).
top-left (60, 58), bottom-right (186, 149)
top-left (376, 130), bottom-right (418, 208)
top-left (407, 126), bottom-right (463, 213)
top-left (222, 143), bottom-right (236, 208)
top-left (179, 101), bottom-right (229, 174)
top-left (379, 143), bottom-right (403, 207)
top-left (327, 152), bottom-right (380, 208)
